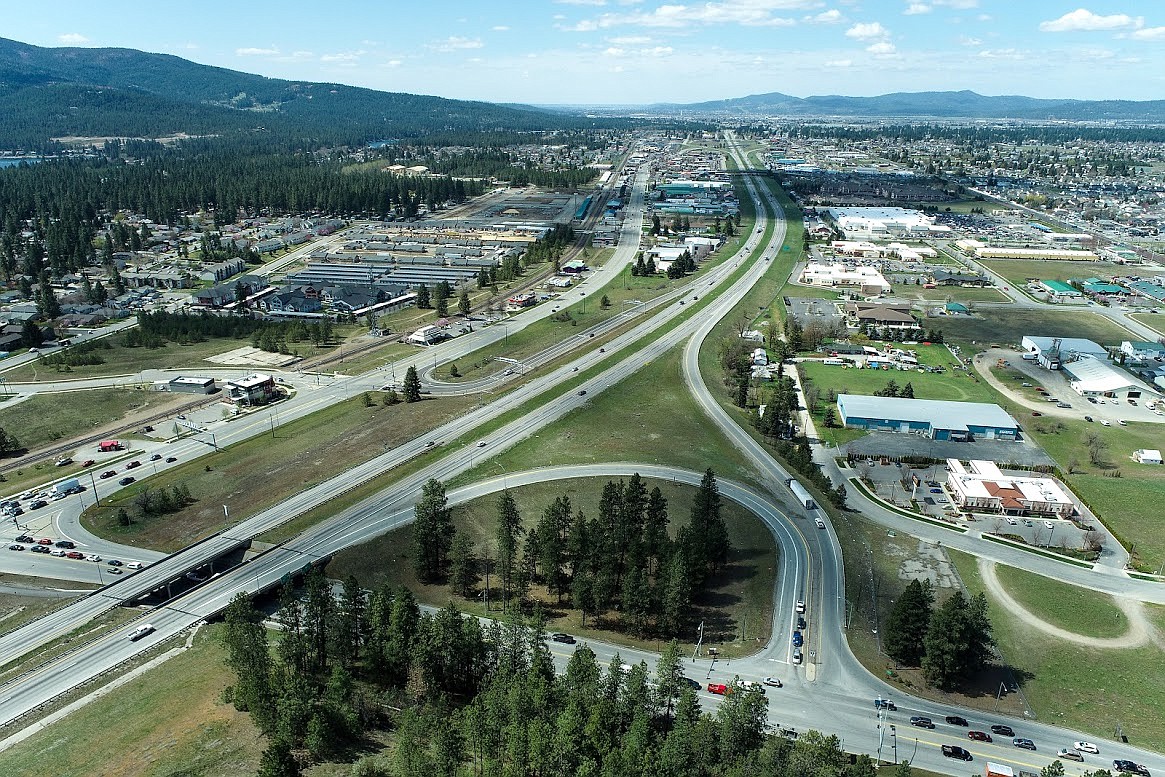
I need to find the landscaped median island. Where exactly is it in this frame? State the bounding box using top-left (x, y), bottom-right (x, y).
top-left (325, 473), bottom-right (776, 657)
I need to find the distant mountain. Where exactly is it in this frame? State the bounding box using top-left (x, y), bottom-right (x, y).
top-left (659, 89), bottom-right (1165, 122)
top-left (0, 38), bottom-right (584, 149)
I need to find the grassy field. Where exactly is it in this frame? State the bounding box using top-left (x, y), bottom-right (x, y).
top-left (82, 392), bottom-right (477, 552)
top-left (0, 585), bottom-right (92, 637)
top-left (949, 548), bottom-right (1165, 752)
top-left (1129, 312), bottom-right (1165, 336)
top-left (456, 345), bottom-right (761, 491)
top-left (327, 477), bottom-right (777, 657)
top-left (892, 285), bottom-right (1011, 303)
top-left (993, 564), bottom-right (1129, 638)
top-left (800, 358), bottom-right (997, 405)
top-left (0, 624), bottom-right (265, 777)
top-left (937, 307), bottom-right (1136, 348)
top-left (979, 259), bottom-right (1138, 289)
top-left (0, 388), bottom-right (182, 461)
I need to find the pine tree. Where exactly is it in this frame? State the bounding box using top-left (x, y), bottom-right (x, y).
top-left (416, 284), bottom-right (432, 309)
top-left (495, 490), bottom-right (522, 608)
top-left (458, 290), bottom-right (471, 316)
top-left (403, 365), bottom-right (422, 403)
top-left (412, 479), bottom-right (455, 582)
top-left (884, 578), bottom-right (934, 666)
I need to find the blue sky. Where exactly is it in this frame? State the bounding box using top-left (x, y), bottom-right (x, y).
top-left (4, 1), bottom-right (1163, 105)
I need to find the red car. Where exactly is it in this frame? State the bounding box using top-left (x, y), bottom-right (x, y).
top-left (81, 460), bottom-right (95, 467)
top-left (124, 460), bottom-right (141, 470)
top-left (36, 538), bottom-right (52, 545)
top-left (66, 551), bottom-right (85, 559)
top-left (707, 683), bottom-right (729, 695)
top-left (968, 731), bottom-right (993, 742)
top-left (99, 470), bottom-right (117, 479)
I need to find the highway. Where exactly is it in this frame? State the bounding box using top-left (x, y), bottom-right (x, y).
top-left (0, 135), bottom-right (1161, 775)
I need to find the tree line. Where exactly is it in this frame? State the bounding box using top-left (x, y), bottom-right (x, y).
top-left (411, 472), bottom-right (732, 639)
top-left (223, 578), bottom-right (888, 777)
top-left (126, 310), bottom-right (335, 352)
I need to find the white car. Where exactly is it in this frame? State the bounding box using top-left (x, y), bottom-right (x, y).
top-left (738, 680), bottom-right (765, 694)
top-left (795, 600), bottom-right (806, 614)
top-left (126, 561), bottom-right (142, 569)
top-left (86, 554), bottom-right (102, 562)
top-left (763, 676), bottom-right (783, 687)
top-left (1006, 517), bottom-right (1018, 525)
top-left (1074, 742), bottom-right (1100, 754)
top-left (815, 518), bottom-right (826, 529)
top-left (1100, 420), bottom-right (1112, 426)
top-left (1044, 521), bottom-right (1055, 529)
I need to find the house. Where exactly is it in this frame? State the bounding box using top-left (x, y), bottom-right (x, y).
top-left (260, 289), bottom-right (322, 314)
top-left (845, 302), bottom-right (919, 330)
top-left (1133, 449), bottom-right (1163, 465)
top-left (931, 269), bottom-right (987, 286)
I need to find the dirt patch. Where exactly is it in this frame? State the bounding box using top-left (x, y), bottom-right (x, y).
top-left (898, 540), bottom-right (962, 588)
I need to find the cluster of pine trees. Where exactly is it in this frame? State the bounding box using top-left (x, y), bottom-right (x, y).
top-left (525, 224), bottom-right (576, 266)
top-left (408, 148), bottom-right (600, 189)
top-left (412, 472), bottom-right (732, 639)
top-left (125, 310), bottom-right (334, 352)
top-left (883, 579), bottom-right (996, 691)
top-left (223, 578), bottom-right (885, 777)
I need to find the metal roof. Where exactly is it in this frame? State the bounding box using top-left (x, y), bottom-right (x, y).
top-left (837, 395), bottom-right (1018, 432)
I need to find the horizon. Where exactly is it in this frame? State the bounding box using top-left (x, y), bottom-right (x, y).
top-left (1, 1), bottom-right (1162, 106)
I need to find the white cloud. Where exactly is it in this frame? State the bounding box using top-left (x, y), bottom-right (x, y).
top-left (557, 0), bottom-right (607, 5)
top-left (1130, 26), bottom-right (1165, 40)
top-left (808, 9), bottom-right (843, 24)
top-left (320, 50), bottom-right (365, 63)
top-left (604, 46), bottom-right (626, 55)
top-left (608, 35), bottom-right (652, 43)
top-left (933, 0), bottom-right (978, 8)
top-left (57, 33), bottom-right (89, 45)
top-left (866, 41), bottom-right (897, 56)
top-left (568, 1), bottom-right (808, 30)
top-left (236, 46), bottom-right (279, 56)
top-left (433, 36), bottom-right (484, 51)
top-left (1039, 9), bottom-right (1143, 33)
top-left (492, 25), bottom-right (510, 31)
top-left (978, 48), bottom-right (1025, 60)
top-left (290, 50), bottom-right (315, 60)
top-left (846, 22), bottom-right (889, 39)
top-left (824, 58), bottom-right (852, 67)
top-left (643, 45), bottom-right (673, 56)
top-left (957, 36), bottom-right (982, 46)
top-left (383, 60), bottom-right (402, 67)
top-left (903, 3), bottom-right (930, 15)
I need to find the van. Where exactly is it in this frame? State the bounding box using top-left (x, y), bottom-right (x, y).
top-left (1021, 353), bottom-right (1038, 361)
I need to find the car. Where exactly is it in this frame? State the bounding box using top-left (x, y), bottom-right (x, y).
top-left (1044, 520), bottom-right (1055, 529)
top-left (29, 545), bottom-right (49, 554)
top-left (66, 551), bottom-right (85, 559)
top-left (1074, 742), bottom-right (1100, 754)
top-left (7, 543), bottom-right (23, 551)
top-left (1085, 415), bottom-right (1094, 422)
top-left (707, 683), bottom-right (729, 695)
top-left (990, 725), bottom-right (1015, 736)
top-left (50, 548), bottom-right (66, 557)
top-left (797, 616), bottom-right (806, 630)
top-left (1013, 738), bottom-right (1036, 750)
top-left (1006, 517), bottom-right (1018, 525)
top-left (968, 731), bottom-right (992, 742)
top-left (107, 567), bottom-right (122, 575)
top-left (874, 698), bottom-right (897, 711)
top-left (126, 561), bottom-right (142, 569)
top-left (29, 500), bottom-right (48, 509)
top-left (763, 677), bottom-right (783, 687)
top-left (929, 488), bottom-right (943, 493)
top-left (125, 460), bottom-right (141, 469)
top-left (792, 631), bottom-right (803, 647)
top-left (118, 477), bottom-right (135, 486)
top-left (945, 715), bottom-right (969, 726)
top-left (86, 554), bottom-right (102, 562)
top-left (1129, 398), bottom-right (1138, 406)
top-left (942, 745), bottom-right (973, 761)
top-left (36, 537), bottom-right (52, 545)
top-left (1114, 761), bottom-right (1141, 774)
top-left (792, 648), bottom-right (802, 664)
top-left (15, 534), bottom-right (34, 543)
top-left (149, 454), bottom-right (163, 461)
top-left (738, 680), bottom-right (765, 695)
top-left (1088, 397), bottom-right (1098, 403)
top-left (54, 540), bottom-right (75, 548)
top-left (107, 559), bottom-right (123, 566)
top-left (795, 600), bottom-right (805, 613)
top-left (551, 633), bottom-right (576, 644)
top-left (1118, 419), bottom-right (1128, 426)
top-left (1057, 749), bottom-right (1085, 762)
top-left (1101, 419), bottom-right (1112, 426)
top-left (1031, 411), bottom-right (1042, 417)
top-left (577, 390), bottom-right (587, 396)
top-left (128, 623), bottom-right (156, 641)
top-left (910, 717), bottom-right (935, 729)
top-left (682, 677), bottom-right (700, 690)
top-left (99, 470), bottom-right (117, 479)
top-left (7, 506), bottom-right (21, 516)
top-left (815, 518), bottom-right (826, 529)
top-left (165, 457), bottom-right (177, 463)
top-left (425, 441), bottom-right (436, 448)
top-left (81, 459), bottom-right (95, 467)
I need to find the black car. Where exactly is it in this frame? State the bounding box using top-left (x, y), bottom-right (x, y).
top-left (551, 633), bottom-right (576, 644)
top-left (990, 724), bottom-right (1015, 737)
top-left (118, 476), bottom-right (135, 486)
top-left (149, 454), bottom-right (163, 461)
top-left (945, 715), bottom-right (969, 727)
top-left (797, 616), bottom-right (807, 630)
top-left (681, 677), bottom-right (701, 691)
top-left (1114, 762), bottom-right (1139, 775)
top-left (29, 499), bottom-right (48, 510)
top-left (910, 717), bottom-right (935, 729)
top-left (30, 545), bottom-right (49, 554)
top-left (942, 745), bottom-right (973, 761)
top-left (165, 457), bottom-right (177, 463)
top-left (15, 534), bottom-right (34, 544)
top-left (1012, 738), bottom-right (1036, 751)
top-left (54, 540), bottom-right (75, 549)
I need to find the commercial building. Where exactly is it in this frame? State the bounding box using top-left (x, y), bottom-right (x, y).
top-left (845, 302), bottom-right (919, 331)
top-left (798, 262), bottom-right (891, 295)
top-left (1020, 336), bottom-right (1109, 369)
top-left (1133, 449), bottom-right (1163, 465)
top-left (407, 325), bottom-right (449, 346)
top-left (1060, 356), bottom-right (1158, 400)
top-left (836, 395), bottom-right (1020, 441)
top-left (1037, 279), bottom-right (1083, 302)
top-left (945, 459), bottom-right (1075, 517)
top-left (824, 208), bottom-right (950, 240)
top-left (225, 374), bottom-right (278, 406)
top-left (167, 376), bottom-right (216, 395)
top-left (1121, 340), bottom-right (1165, 363)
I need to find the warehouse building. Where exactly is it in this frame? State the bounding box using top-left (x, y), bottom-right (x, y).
top-left (167, 376), bottom-right (216, 394)
top-left (1020, 336), bottom-right (1109, 369)
top-left (1060, 356), bottom-right (1158, 400)
top-left (836, 395), bottom-right (1020, 441)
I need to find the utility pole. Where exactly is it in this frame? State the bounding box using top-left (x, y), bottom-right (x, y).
top-left (693, 620), bottom-right (705, 661)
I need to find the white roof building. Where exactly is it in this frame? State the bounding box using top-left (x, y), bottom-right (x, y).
top-left (945, 459), bottom-right (1076, 517)
top-left (799, 262), bottom-right (892, 293)
top-left (1133, 449), bottom-right (1163, 465)
top-left (824, 207), bottom-right (951, 240)
top-left (1061, 356), bottom-right (1159, 399)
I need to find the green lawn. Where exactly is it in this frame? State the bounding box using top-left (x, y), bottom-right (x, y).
top-left (1129, 312), bottom-right (1165, 337)
top-left (82, 392), bottom-right (477, 552)
top-left (937, 307), bottom-right (1136, 348)
top-left (979, 259), bottom-right (1139, 289)
top-left (993, 564), bottom-right (1129, 638)
top-left (800, 359), bottom-right (997, 405)
top-left (456, 345), bottom-right (761, 492)
top-left (949, 548), bottom-right (1165, 752)
top-left (893, 285), bottom-right (1011, 303)
top-left (0, 624), bottom-right (264, 777)
top-left (327, 477), bottom-right (776, 657)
